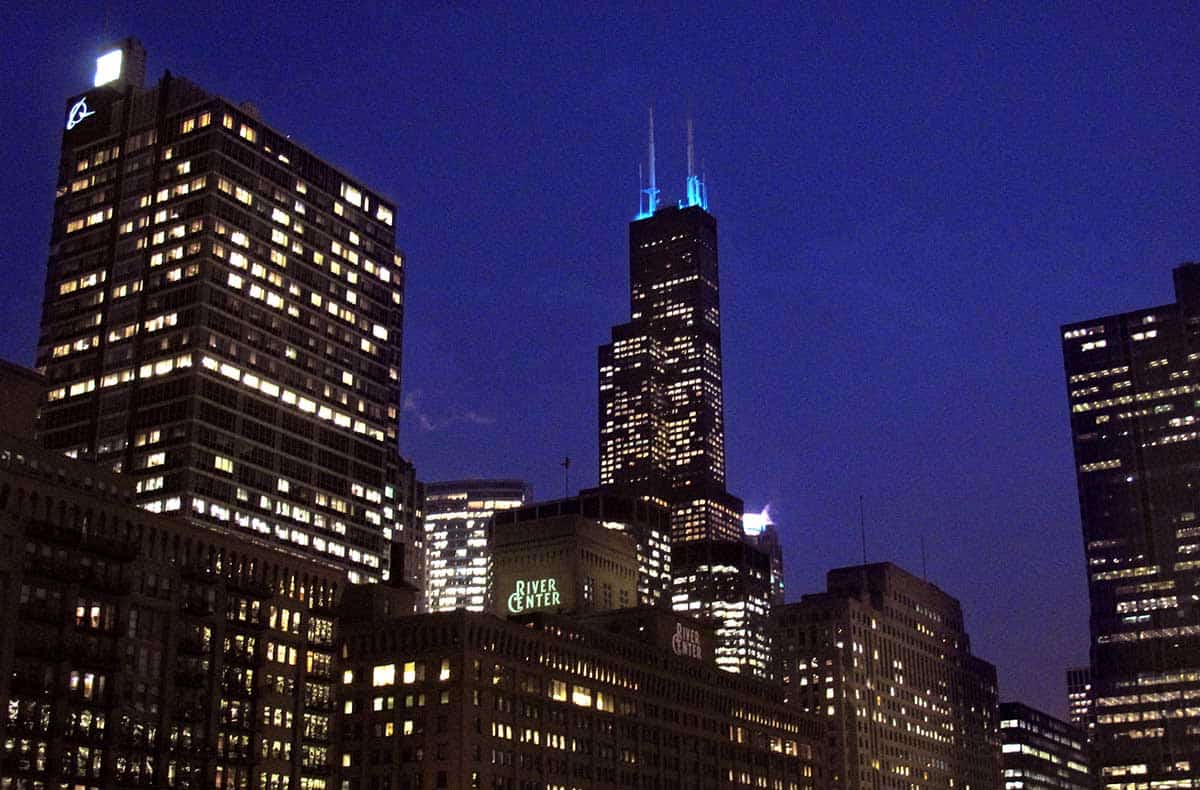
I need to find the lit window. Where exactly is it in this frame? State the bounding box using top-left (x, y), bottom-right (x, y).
top-left (372, 664), bottom-right (396, 687)
top-left (341, 183), bottom-right (363, 207)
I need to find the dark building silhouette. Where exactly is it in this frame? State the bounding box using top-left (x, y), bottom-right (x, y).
top-left (999, 702), bottom-right (1091, 790)
top-left (1061, 264), bottom-right (1200, 787)
top-left (773, 563), bottom-right (1001, 790)
top-left (597, 115), bottom-right (770, 676)
top-left (36, 40), bottom-right (421, 586)
top-left (0, 360), bottom-right (44, 439)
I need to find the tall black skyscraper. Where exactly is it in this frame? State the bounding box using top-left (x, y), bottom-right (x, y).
top-left (598, 114), bottom-right (771, 675)
top-left (37, 40), bottom-right (422, 585)
top-left (1061, 263), bottom-right (1200, 787)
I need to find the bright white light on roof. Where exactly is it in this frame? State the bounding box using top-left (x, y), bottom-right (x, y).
top-left (742, 504), bottom-right (773, 537)
top-left (94, 49), bottom-right (122, 87)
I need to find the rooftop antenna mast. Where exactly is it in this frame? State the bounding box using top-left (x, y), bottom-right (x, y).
top-left (639, 107), bottom-right (660, 218)
top-left (685, 116), bottom-right (708, 210)
top-left (921, 534), bottom-right (928, 581)
top-left (859, 495), bottom-right (868, 566)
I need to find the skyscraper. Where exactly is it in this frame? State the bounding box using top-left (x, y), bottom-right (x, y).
top-left (773, 563), bottom-right (1002, 789)
top-left (598, 114), bottom-right (771, 675)
top-left (1061, 263), bottom-right (1200, 787)
top-left (37, 40), bottom-right (421, 585)
top-left (422, 479), bottom-right (528, 612)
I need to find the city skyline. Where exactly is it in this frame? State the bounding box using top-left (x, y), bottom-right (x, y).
top-left (4, 4), bottom-right (1200, 720)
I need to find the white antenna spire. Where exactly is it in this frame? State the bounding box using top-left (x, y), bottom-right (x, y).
top-left (639, 106), bottom-right (660, 218)
top-left (685, 115), bottom-right (708, 210)
top-left (648, 107), bottom-right (656, 190)
top-left (687, 116), bottom-right (695, 179)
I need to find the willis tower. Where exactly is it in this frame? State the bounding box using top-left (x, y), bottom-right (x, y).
top-left (599, 112), bottom-right (771, 676)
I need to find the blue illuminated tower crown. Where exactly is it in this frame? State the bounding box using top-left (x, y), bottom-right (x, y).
top-left (636, 111), bottom-right (710, 218)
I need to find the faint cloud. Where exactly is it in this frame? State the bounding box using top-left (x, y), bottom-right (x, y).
top-left (403, 390), bottom-right (494, 431)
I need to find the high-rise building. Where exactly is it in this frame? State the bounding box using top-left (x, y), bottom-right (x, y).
top-left (422, 479), bottom-right (527, 612)
top-left (598, 195), bottom-right (743, 543)
top-left (1061, 263), bottom-right (1200, 787)
top-left (999, 702), bottom-right (1091, 790)
top-left (597, 114), bottom-right (771, 675)
top-left (773, 562), bottom-right (1001, 790)
top-left (37, 40), bottom-right (421, 585)
top-left (1065, 666), bottom-right (1094, 741)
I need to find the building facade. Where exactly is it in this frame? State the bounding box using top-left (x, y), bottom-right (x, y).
top-left (672, 540), bottom-right (773, 676)
top-left (1061, 263), bottom-right (1200, 788)
top-left (491, 513), bottom-right (639, 616)
top-left (999, 702), bottom-right (1091, 790)
top-left (333, 607), bottom-right (826, 790)
top-left (493, 488), bottom-right (672, 607)
top-left (773, 563), bottom-right (1001, 790)
top-left (1065, 667), bottom-right (1094, 742)
top-left (598, 199), bottom-right (743, 543)
top-left (597, 119), bottom-right (771, 676)
top-left (36, 40), bottom-right (420, 585)
top-left (422, 480), bottom-right (528, 613)
top-left (0, 423), bottom-right (408, 790)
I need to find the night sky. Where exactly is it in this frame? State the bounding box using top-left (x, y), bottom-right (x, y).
top-left (4, 3), bottom-right (1200, 719)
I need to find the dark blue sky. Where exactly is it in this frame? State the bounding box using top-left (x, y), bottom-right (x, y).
top-left (4, 3), bottom-right (1199, 718)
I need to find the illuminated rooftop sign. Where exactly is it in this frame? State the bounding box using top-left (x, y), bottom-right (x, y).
top-left (65, 97), bottom-right (95, 130)
top-left (506, 577), bottom-right (560, 614)
top-left (94, 49), bottom-right (123, 87)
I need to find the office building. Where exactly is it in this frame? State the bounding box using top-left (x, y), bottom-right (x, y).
top-left (597, 115), bottom-right (771, 675)
top-left (773, 562), bottom-right (1001, 790)
top-left (1061, 263), bottom-right (1200, 787)
top-left (36, 39), bottom-right (421, 585)
top-left (422, 479), bottom-right (528, 613)
top-left (333, 606), bottom-right (826, 790)
top-left (1065, 667), bottom-right (1094, 741)
top-left (672, 539), bottom-right (773, 675)
top-left (597, 175), bottom-right (743, 543)
top-left (492, 487), bottom-right (672, 607)
top-left (491, 512), bottom-right (639, 616)
top-left (0, 409), bottom-right (413, 789)
top-left (999, 702), bottom-right (1091, 790)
